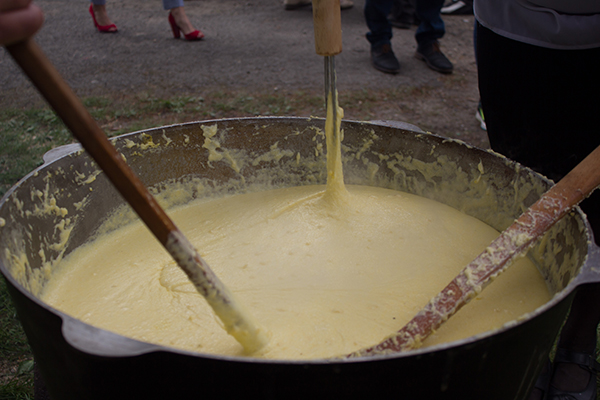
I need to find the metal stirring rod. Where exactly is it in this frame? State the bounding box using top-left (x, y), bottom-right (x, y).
top-left (324, 55), bottom-right (338, 132)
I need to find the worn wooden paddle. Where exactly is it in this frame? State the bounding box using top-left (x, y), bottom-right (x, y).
top-left (349, 144), bottom-right (600, 357)
top-left (6, 39), bottom-right (269, 353)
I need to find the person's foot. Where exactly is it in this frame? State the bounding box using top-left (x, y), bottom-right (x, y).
top-left (371, 43), bottom-right (400, 74)
top-left (169, 6), bottom-right (197, 36)
top-left (531, 349), bottom-right (600, 400)
top-left (90, 4), bottom-right (117, 32)
top-left (415, 41), bottom-right (453, 74)
top-left (546, 349), bottom-right (600, 400)
top-left (283, 0), bottom-right (311, 10)
top-left (441, 0), bottom-right (473, 15)
top-left (340, 0), bottom-right (354, 10)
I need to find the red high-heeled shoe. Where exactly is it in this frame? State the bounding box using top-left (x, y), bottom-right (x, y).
top-left (168, 13), bottom-right (204, 41)
top-left (89, 5), bottom-right (118, 33)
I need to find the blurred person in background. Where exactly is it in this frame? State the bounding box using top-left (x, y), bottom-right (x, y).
top-left (474, 1), bottom-right (600, 399)
top-left (88, 0), bottom-right (204, 40)
top-left (365, 0), bottom-right (453, 75)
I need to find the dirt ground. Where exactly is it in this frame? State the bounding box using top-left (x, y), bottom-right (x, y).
top-left (0, 0), bottom-right (488, 149)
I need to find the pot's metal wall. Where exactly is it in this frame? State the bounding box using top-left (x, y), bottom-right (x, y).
top-left (4, 275), bottom-right (576, 399)
top-left (0, 117), bottom-right (594, 399)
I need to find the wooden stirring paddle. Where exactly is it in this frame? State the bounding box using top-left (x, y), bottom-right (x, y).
top-left (349, 144), bottom-right (600, 357)
top-left (6, 39), bottom-right (269, 354)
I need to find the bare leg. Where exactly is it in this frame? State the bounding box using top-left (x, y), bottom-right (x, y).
top-left (169, 7), bottom-right (197, 36)
top-left (91, 4), bottom-right (115, 29)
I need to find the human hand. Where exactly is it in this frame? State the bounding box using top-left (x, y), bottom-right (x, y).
top-left (0, 0), bottom-right (43, 46)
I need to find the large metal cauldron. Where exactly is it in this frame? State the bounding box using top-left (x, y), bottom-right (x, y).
top-left (1, 117), bottom-right (599, 399)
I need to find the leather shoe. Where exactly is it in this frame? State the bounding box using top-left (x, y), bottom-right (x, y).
top-left (340, 0), bottom-right (354, 10)
top-left (546, 348), bottom-right (600, 400)
top-left (415, 41), bottom-right (453, 74)
top-left (283, 0), bottom-right (310, 10)
top-left (371, 43), bottom-right (400, 74)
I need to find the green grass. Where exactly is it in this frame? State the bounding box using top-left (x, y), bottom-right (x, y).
top-left (0, 109), bottom-right (71, 197)
top-left (0, 278), bottom-right (34, 400)
top-left (0, 93), bottom-right (263, 195)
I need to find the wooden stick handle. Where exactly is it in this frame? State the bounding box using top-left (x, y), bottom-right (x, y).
top-left (312, 0), bottom-right (342, 56)
top-left (5, 39), bottom-right (269, 353)
top-left (349, 144), bottom-right (600, 357)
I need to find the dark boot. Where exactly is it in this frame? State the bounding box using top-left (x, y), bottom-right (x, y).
top-left (371, 43), bottom-right (400, 74)
top-left (415, 41), bottom-right (453, 74)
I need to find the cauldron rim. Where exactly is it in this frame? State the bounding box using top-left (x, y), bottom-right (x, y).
top-left (1, 116), bottom-right (598, 364)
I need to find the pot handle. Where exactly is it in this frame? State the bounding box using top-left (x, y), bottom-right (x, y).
top-left (61, 314), bottom-right (162, 357)
top-left (42, 143), bottom-right (81, 165)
